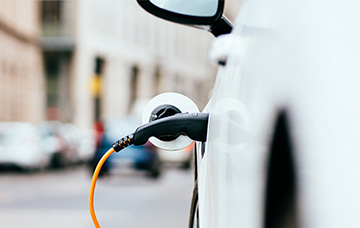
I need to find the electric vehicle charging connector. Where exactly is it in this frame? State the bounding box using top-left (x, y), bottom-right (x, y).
top-left (90, 112), bottom-right (209, 228)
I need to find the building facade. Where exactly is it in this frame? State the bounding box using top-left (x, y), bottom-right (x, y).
top-left (1, 0), bottom-right (218, 129)
top-left (0, 0), bottom-right (45, 122)
top-left (71, 0), bottom-right (218, 129)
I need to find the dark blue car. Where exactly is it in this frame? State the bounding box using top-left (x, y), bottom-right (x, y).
top-left (90, 117), bottom-right (161, 178)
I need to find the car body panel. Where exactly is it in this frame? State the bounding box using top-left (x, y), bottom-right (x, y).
top-left (196, 0), bottom-right (360, 227)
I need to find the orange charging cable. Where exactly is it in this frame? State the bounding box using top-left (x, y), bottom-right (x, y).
top-left (89, 147), bottom-right (115, 228)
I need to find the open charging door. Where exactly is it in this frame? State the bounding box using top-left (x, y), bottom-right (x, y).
top-left (142, 92), bottom-right (200, 150)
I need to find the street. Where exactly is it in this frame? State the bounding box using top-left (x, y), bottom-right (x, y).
top-left (0, 166), bottom-right (194, 228)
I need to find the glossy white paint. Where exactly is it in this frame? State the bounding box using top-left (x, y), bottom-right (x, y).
top-left (197, 0), bottom-right (360, 227)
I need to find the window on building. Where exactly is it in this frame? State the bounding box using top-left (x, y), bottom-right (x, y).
top-left (130, 65), bottom-right (139, 105)
top-left (154, 66), bottom-right (161, 94)
top-left (94, 57), bottom-right (105, 121)
top-left (45, 53), bottom-right (60, 107)
top-left (41, 1), bottom-right (63, 36)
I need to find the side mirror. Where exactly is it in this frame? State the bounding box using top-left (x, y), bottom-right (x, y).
top-left (136, 0), bottom-right (232, 37)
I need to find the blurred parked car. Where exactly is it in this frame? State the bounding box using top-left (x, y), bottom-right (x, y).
top-left (157, 142), bottom-right (193, 170)
top-left (77, 129), bottom-right (97, 163)
top-left (0, 122), bottom-right (50, 170)
top-left (38, 121), bottom-right (70, 168)
top-left (38, 121), bottom-right (89, 168)
top-left (90, 117), bottom-right (162, 178)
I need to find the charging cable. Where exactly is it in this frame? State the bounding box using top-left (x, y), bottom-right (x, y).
top-left (89, 112), bottom-right (208, 227)
top-left (89, 147), bottom-right (115, 228)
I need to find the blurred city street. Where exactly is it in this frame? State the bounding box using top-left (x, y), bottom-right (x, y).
top-left (0, 1), bottom-right (211, 227)
top-left (0, 166), bottom-right (194, 228)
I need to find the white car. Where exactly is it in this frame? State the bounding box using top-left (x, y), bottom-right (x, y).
top-left (0, 122), bottom-right (50, 170)
top-left (137, 0), bottom-right (360, 228)
top-left (77, 128), bottom-right (97, 163)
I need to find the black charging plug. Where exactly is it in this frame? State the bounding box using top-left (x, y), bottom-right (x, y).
top-left (133, 112), bottom-right (208, 145)
top-left (112, 113), bottom-right (208, 152)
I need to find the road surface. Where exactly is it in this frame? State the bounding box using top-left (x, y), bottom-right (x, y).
top-left (0, 166), bottom-right (194, 228)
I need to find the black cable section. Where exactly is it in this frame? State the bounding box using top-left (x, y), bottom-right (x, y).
top-left (112, 134), bottom-right (134, 152)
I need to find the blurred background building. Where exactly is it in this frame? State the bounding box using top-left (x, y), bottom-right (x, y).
top-left (0, 1), bottom-right (242, 227)
top-left (0, 0), bottom-right (218, 130)
top-left (0, 0), bottom-right (45, 122)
